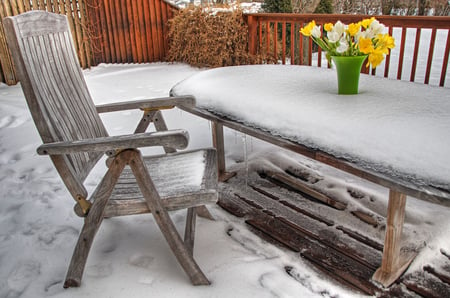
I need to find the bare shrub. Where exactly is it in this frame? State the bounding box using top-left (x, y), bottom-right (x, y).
top-left (167, 6), bottom-right (272, 67)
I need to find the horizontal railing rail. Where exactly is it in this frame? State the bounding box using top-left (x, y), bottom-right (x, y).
top-left (245, 13), bottom-right (450, 87)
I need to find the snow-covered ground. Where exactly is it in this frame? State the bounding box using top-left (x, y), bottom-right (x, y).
top-left (0, 62), bottom-right (449, 298)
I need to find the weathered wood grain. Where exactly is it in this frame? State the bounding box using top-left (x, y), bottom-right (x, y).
top-left (5, 11), bottom-right (218, 288)
top-left (36, 130), bottom-right (189, 155)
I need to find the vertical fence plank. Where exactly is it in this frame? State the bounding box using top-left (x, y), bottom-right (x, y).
top-left (384, 26), bottom-right (393, 78)
top-left (154, 0), bottom-right (164, 61)
top-left (281, 22), bottom-right (286, 64)
top-left (95, 0), bottom-right (108, 63)
top-left (160, 0), bottom-right (169, 57)
top-left (113, 0), bottom-right (125, 62)
top-left (102, 0), bottom-right (114, 62)
top-left (131, 0), bottom-right (143, 63)
top-left (138, 0), bottom-right (148, 62)
top-left (149, 0), bottom-right (160, 60)
top-left (290, 22), bottom-right (295, 64)
top-left (126, 0), bottom-right (137, 62)
top-left (17, 0), bottom-right (25, 13)
top-left (397, 27), bottom-right (407, 80)
top-left (23, 0), bottom-right (31, 11)
top-left (143, 0), bottom-right (154, 61)
top-left (0, 0), bottom-right (17, 85)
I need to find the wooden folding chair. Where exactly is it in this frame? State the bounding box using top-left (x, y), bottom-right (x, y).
top-left (3, 11), bottom-right (217, 288)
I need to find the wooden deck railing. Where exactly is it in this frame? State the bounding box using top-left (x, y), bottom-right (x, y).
top-left (2, 6), bottom-right (449, 87)
top-left (245, 13), bottom-right (450, 87)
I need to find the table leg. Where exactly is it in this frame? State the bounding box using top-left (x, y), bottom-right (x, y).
top-left (373, 189), bottom-right (416, 287)
top-left (211, 121), bottom-right (236, 182)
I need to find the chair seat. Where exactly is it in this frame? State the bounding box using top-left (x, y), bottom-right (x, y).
top-left (104, 149), bottom-right (218, 217)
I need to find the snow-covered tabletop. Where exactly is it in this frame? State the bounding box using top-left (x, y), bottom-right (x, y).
top-left (171, 65), bottom-right (450, 194)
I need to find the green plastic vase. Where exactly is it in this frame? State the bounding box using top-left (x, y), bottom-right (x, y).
top-left (331, 55), bottom-right (368, 95)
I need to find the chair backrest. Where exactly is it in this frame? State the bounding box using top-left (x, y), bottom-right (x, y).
top-left (3, 11), bottom-right (108, 199)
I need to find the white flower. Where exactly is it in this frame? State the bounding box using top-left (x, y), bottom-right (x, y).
top-left (311, 25), bottom-right (322, 38)
top-left (333, 21), bottom-right (346, 36)
top-left (336, 38), bottom-right (349, 53)
top-left (369, 19), bottom-right (385, 35)
top-left (327, 31), bottom-right (341, 43)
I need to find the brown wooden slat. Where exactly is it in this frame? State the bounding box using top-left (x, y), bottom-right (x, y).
top-left (16, 0), bottom-right (25, 14)
top-left (149, 0), bottom-right (160, 60)
top-left (130, 0), bottom-right (140, 62)
top-left (290, 22), bottom-right (294, 64)
top-left (424, 265), bottom-right (450, 285)
top-left (246, 213), bottom-right (379, 295)
top-left (108, 0), bottom-right (120, 62)
top-left (137, 0), bottom-right (148, 62)
top-left (126, 0), bottom-right (136, 62)
top-left (336, 225), bottom-right (384, 251)
top-left (384, 26), bottom-right (393, 78)
top-left (250, 184), bottom-right (335, 226)
top-left (425, 28), bottom-right (437, 84)
top-left (397, 27), bottom-right (407, 80)
top-left (403, 271), bottom-right (450, 298)
top-left (281, 22), bottom-right (286, 64)
top-left (154, 0), bottom-right (164, 60)
top-left (0, 2), bottom-right (17, 84)
top-left (143, 0), bottom-right (154, 61)
top-left (264, 170), bottom-right (347, 210)
top-left (273, 22), bottom-right (278, 62)
top-left (161, 0), bottom-right (169, 59)
top-left (23, 0), bottom-right (31, 11)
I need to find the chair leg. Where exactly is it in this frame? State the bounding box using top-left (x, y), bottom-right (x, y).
top-left (126, 150), bottom-right (210, 285)
top-left (184, 207), bottom-right (197, 256)
top-left (64, 155), bottom-right (127, 288)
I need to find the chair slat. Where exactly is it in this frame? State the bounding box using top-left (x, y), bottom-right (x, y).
top-left (5, 11), bottom-right (107, 184)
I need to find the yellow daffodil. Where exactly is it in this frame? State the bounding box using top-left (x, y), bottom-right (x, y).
top-left (358, 37), bottom-right (375, 54)
top-left (368, 49), bottom-right (385, 68)
top-left (377, 33), bottom-right (396, 51)
top-left (347, 23), bottom-right (360, 36)
top-left (361, 17), bottom-right (375, 29)
top-left (300, 21), bottom-right (316, 37)
top-left (324, 23), bottom-right (334, 32)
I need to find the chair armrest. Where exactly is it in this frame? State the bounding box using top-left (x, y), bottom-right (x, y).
top-left (37, 130), bottom-right (189, 155)
top-left (95, 95), bottom-right (195, 113)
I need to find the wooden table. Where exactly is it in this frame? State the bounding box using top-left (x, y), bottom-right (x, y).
top-left (170, 64), bottom-right (450, 287)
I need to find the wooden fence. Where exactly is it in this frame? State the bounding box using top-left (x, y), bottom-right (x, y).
top-left (0, 0), bottom-right (97, 85)
top-left (2, 5), bottom-right (450, 87)
top-left (246, 13), bottom-right (450, 87)
top-left (91, 0), bottom-right (177, 64)
top-left (0, 0), bottom-right (177, 85)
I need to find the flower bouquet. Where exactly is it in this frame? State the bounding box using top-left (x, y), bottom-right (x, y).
top-left (300, 17), bottom-right (395, 68)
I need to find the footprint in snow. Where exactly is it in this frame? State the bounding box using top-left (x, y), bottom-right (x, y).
top-left (7, 260), bottom-right (41, 296)
top-left (85, 263), bottom-right (113, 278)
top-left (129, 254), bottom-right (155, 269)
top-left (0, 115), bottom-right (27, 129)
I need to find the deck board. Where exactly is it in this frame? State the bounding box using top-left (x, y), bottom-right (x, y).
top-left (218, 165), bottom-right (450, 297)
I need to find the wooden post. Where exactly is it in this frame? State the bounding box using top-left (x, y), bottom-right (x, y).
top-left (211, 121), bottom-right (235, 182)
top-left (373, 189), bottom-right (415, 287)
top-left (247, 15), bottom-right (257, 56)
